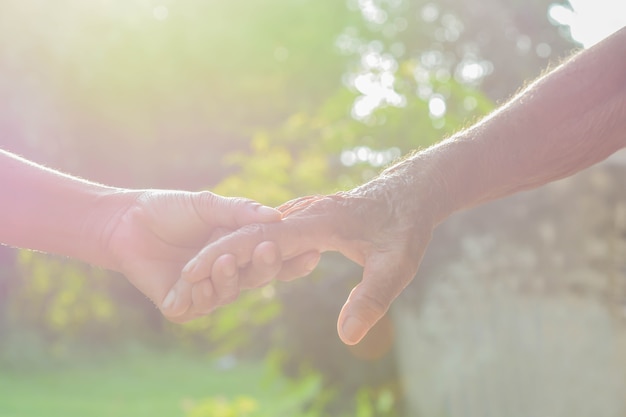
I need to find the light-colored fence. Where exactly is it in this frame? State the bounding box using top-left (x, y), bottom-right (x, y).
top-left (392, 155), bottom-right (626, 417)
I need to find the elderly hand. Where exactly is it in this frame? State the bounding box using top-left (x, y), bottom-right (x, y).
top-left (173, 163), bottom-right (442, 344)
top-left (161, 25), bottom-right (626, 341)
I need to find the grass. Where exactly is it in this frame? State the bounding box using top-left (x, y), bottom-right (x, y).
top-left (0, 349), bottom-right (280, 417)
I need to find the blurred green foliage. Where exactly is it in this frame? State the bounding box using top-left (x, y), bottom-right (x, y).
top-left (186, 372), bottom-right (326, 417)
top-left (0, 0), bottom-right (576, 415)
top-left (0, 349), bottom-right (319, 417)
top-left (15, 251), bottom-right (116, 332)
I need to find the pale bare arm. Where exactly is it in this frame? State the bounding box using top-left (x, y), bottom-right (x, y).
top-left (0, 149), bottom-right (134, 269)
top-left (0, 150), bottom-right (319, 321)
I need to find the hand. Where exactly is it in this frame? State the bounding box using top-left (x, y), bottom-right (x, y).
top-left (104, 190), bottom-right (320, 323)
top-left (175, 173), bottom-right (439, 344)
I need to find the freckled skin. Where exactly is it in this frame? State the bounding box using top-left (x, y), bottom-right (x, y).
top-left (180, 27), bottom-right (626, 345)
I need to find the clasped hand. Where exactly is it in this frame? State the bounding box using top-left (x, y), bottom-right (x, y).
top-left (107, 190), bottom-right (320, 324)
top-left (159, 175), bottom-right (437, 345)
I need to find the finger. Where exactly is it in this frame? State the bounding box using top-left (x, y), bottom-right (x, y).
top-left (277, 195), bottom-right (324, 215)
top-left (192, 191), bottom-right (281, 229)
top-left (239, 250), bottom-right (321, 289)
top-left (161, 279), bottom-right (194, 319)
top-left (210, 254), bottom-right (240, 305)
top-left (238, 241), bottom-right (281, 290)
top-left (182, 224), bottom-right (270, 284)
top-left (274, 251), bottom-right (321, 282)
top-left (190, 279), bottom-right (217, 315)
top-left (182, 218), bottom-right (329, 284)
top-left (336, 250), bottom-right (419, 345)
top-left (207, 226), bottom-right (230, 244)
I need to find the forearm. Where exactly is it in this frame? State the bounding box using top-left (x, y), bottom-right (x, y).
top-left (0, 150), bottom-right (138, 268)
top-left (384, 26), bottom-right (626, 221)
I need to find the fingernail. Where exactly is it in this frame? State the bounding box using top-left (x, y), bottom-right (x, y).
top-left (342, 316), bottom-right (366, 345)
top-left (255, 205), bottom-right (281, 219)
top-left (182, 259), bottom-right (198, 280)
top-left (162, 289), bottom-right (176, 311)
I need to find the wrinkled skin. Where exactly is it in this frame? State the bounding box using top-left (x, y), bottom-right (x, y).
top-left (178, 172), bottom-right (438, 344)
top-left (171, 27), bottom-right (626, 343)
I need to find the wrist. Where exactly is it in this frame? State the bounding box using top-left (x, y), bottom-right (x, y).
top-left (372, 146), bottom-right (458, 226)
top-left (407, 132), bottom-right (496, 220)
top-left (81, 188), bottom-right (143, 271)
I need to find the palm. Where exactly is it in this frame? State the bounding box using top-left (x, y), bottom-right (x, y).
top-left (111, 192), bottom-right (210, 311)
top-left (109, 190), bottom-right (273, 322)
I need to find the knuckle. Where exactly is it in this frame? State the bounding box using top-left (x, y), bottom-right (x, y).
top-left (352, 289), bottom-right (390, 319)
top-left (228, 196), bottom-right (255, 207)
top-left (191, 282), bottom-right (211, 304)
top-left (189, 191), bottom-right (220, 225)
top-left (244, 262), bottom-right (276, 287)
top-left (238, 222), bottom-right (269, 238)
top-left (214, 278), bottom-right (240, 303)
top-left (219, 196), bottom-right (256, 214)
top-left (194, 191), bottom-right (219, 211)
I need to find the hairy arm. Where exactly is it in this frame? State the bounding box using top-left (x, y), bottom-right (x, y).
top-left (417, 25), bottom-right (626, 217)
top-left (180, 26), bottom-right (626, 344)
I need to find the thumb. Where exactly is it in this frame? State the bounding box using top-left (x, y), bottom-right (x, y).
top-left (336, 251), bottom-right (418, 345)
top-left (193, 191), bottom-right (281, 228)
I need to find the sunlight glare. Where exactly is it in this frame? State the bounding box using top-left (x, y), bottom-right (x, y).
top-left (358, 0), bottom-right (388, 24)
top-left (458, 62), bottom-right (485, 83)
top-left (535, 42), bottom-right (552, 58)
top-left (352, 95), bottom-right (382, 120)
top-left (421, 3), bottom-right (440, 23)
top-left (549, 0), bottom-right (626, 47)
top-left (340, 146), bottom-right (401, 167)
top-left (153, 5), bottom-right (169, 21)
top-left (428, 95), bottom-right (446, 118)
top-left (463, 96), bottom-right (478, 111)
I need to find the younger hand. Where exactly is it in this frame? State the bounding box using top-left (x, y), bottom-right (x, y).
top-left (105, 190), bottom-right (318, 322)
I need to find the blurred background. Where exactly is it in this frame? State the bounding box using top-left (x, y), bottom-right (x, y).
top-left (1, 0), bottom-right (625, 416)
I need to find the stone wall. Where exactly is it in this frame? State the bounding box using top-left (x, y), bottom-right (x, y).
top-left (392, 158), bottom-right (626, 417)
